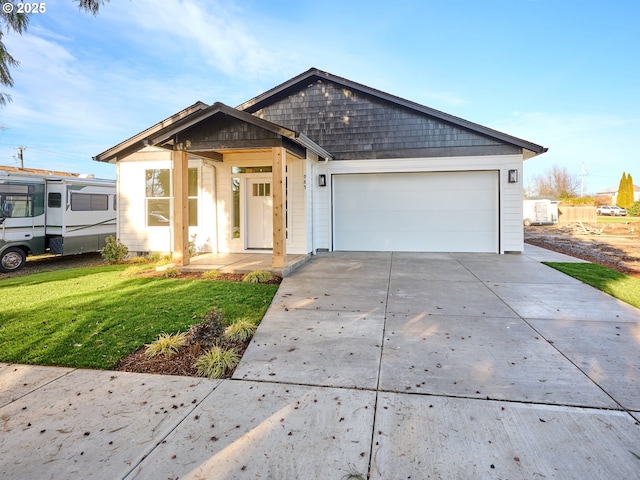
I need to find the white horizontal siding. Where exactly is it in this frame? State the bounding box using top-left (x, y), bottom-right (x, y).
top-left (116, 148), bottom-right (216, 254)
top-left (117, 153), bottom-right (173, 253)
top-left (286, 157), bottom-right (308, 254)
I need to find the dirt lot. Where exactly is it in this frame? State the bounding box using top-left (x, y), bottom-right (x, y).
top-left (525, 222), bottom-right (640, 277)
top-left (0, 252), bottom-right (106, 280)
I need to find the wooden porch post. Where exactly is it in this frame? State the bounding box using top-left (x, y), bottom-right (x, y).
top-left (272, 146), bottom-right (286, 268)
top-left (172, 149), bottom-right (190, 266)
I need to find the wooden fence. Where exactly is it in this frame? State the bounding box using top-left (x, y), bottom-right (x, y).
top-left (558, 206), bottom-right (597, 223)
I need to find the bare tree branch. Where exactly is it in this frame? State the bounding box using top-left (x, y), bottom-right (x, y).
top-left (533, 165), bottom-right (579, 198)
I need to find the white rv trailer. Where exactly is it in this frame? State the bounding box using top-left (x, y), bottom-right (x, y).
top-left (0, 170), bottom-right (116, 272)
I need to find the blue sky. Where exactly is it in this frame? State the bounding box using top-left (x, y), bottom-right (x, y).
top-left (1, 0), bottom-right (638, 194)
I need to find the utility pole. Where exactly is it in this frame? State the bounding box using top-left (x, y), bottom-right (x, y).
top-left (580, 163), bottom-right (587, 197)
top-left (16, 146), bottom-right (25, 169)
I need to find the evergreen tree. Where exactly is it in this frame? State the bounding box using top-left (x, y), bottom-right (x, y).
top-left (627, 172), bottom-right (635, 207)
top-left (616, 172), bottom-right (627, 207)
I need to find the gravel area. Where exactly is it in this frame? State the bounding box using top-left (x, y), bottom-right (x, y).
top-left (525, 222), bottom-right (640, 277)
top-left (0, 252), bottom-right (107, 280)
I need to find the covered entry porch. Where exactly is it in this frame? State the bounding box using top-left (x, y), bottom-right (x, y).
top-left (101, 102), bottom-right (331, 270)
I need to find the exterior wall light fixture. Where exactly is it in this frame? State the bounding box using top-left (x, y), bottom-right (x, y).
top-left (318, 174), bottom-right (327, 187)
top-left (508, 169), bottom-right (518, 183)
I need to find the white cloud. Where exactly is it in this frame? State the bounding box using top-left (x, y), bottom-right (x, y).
top-left (110, 0), bottom-right (285, 78)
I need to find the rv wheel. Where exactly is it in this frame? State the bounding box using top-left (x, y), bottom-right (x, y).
top-left (0, 248), bottom-right (26, 273)
top-left (523, 218), bottom-right (532, 227)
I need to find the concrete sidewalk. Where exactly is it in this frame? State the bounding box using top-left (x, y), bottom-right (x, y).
top-left (1, 245), bottom-right (639, 479)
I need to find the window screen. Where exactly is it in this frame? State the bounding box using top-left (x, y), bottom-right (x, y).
top-left (71, 193), bottom-right (108, 211)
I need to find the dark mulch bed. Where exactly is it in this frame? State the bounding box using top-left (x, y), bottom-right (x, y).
top-left (115, 339), bottom-right (251, 378)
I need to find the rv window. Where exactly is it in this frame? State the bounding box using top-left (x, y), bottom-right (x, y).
top-left (1, 195), bottom-right (33, 217)
top-left (48, 193), bottom-right (62, 208)
top-left (71, 193), bottom-right (109, 211)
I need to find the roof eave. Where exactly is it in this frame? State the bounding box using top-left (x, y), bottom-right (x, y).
top-left (93, 101), bottom-right (210, 163)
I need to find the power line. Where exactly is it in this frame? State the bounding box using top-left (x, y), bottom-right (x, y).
top-left (0, 142), bottom-right (91, 160)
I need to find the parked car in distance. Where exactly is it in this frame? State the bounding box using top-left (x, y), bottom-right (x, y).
top-left (596, 205), bottom-right (627, 216)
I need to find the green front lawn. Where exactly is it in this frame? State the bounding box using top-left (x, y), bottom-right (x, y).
top-left (544, 262), bottom-right (640, 309)
top-left (0, 265), bottom-right (278, 369)
top-left (597, 216), bottom-right (640, 224)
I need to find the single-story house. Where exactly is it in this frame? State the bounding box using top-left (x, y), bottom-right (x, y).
top-left (93, 68), bottom-right (547, 268)
top-left (596, 186), bottom-right (640, 205)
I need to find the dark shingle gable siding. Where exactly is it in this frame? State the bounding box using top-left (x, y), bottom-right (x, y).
top-left (174, 115), bottom-right (304, 156)
top-left (251, 79), bottom-right (518, 160)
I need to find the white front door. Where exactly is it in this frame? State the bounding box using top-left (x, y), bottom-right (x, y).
top-left (246, 177), bottom-right (273, 249)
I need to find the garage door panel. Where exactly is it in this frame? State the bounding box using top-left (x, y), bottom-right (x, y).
top-left (333, 171), bottom-right (498, 252)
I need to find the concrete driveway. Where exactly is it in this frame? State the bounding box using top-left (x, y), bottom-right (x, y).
top-left (1, 245), bottom-right (639, 479)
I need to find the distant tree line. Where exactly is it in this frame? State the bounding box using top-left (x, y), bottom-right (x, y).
top-left (528, 165), bottom-right (579, 198)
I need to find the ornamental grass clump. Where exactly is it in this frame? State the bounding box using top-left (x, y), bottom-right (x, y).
top-left (202, 270), bottom-right (221, 280)
top-left (162, 267), bottom-right (180, 278)
top-left (224, 319), bottom-right (257, 343)
top-left (120, 264), bottom-right (155, 278)
top-left (193, 346), bottom-right (240, 379)
top-left (128, 256), bottom-right (149, 264)
top-left (145, 332), bottom-right (188, 358)
top-left (156, 254), bottom-right (173, 266)
top-left (242, 269), bottom-right (272, 284)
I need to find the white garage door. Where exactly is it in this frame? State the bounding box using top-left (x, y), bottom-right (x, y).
top-left (333, 171), bottom-right (499, 252)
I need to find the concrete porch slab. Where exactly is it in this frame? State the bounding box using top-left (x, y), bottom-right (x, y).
top-left (0, 369), bottom-right (218, 480)
top-left (125, 380), bottom-right (376, 480)
top-left (378, 314), bottom-right (618, 407)
top-left (233, 309), bottom-right (385, 389)
top-left (528, 318), bottom-right (640, 411)
top-left (370, 393), bottom-right (640, 480)
top-left (180, 252), bottom-right (311, 277)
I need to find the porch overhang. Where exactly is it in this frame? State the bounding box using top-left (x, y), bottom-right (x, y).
top-left (94, 101), bottom-right (333, 270)
top-left (93, 101), bottom-right (333, 164)
top-left (147, 102), bottom-right (332, 162)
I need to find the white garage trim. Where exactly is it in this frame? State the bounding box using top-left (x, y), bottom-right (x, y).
top-left (332, 171), bottom-right (499, 252)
